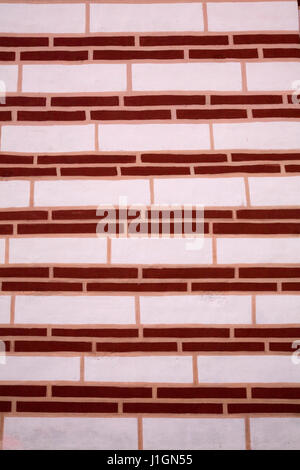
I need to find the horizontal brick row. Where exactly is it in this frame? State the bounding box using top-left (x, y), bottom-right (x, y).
top-left (2, 399), bottom-right (300, 415)
top-left (1, 47), bottom-right (300, 62)
top-left (1, 108), bottom-right (300, 123)
top-left (2, 384), bottom-right (300, 400)
top-left (1, 339), bottom-right (299, 354)
top-left (0, 2), bottom-right (297, 34)
top-left (4, 207), bottom-right (300, 221)
top-left (1, 94), bottom-right (298, 108)
top-left (3, 220), bottom-right (300, 235)
top-left (2, 325), bottom-right (300, 339)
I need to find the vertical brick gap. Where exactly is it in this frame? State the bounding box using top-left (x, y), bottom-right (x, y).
top-left (138, 417), bottom-right (143, 450)
top-left (209, 122), bottom-right (215, 150)
top-left (149, 178), bottom-right (154, 204)
top-left (251, 295), bottom-right (256, 325)
top-left (107, 237), bottom-right (111, 264)
top-left (10, 295), bottom-right (15, 324)
top-left (245, 417), bottom-right (251, 450)
top-left (127, 63), bottom-right (133, 93)
top-left (29, 181), bottom-right (34, 207)
top-left (241, 62), bottom-right (248, 92)
top-left (4, 238), bottom-right (9, 264)
top-left (94, 123), bottom-right (99, 152)
top-left (202, 1), bottom-right (208, 32)
top-left (192, 354), bottom-right (198, 384)
top-left (244, 177), bottom-right (251, 206)
top-left (85, 2), bottom-right (90, 34)
top-left (80, 356), bottom-right (84, 383)
top-left (135, 295), bottom-right (141, 326)
top-left (17, 63), bottom-right (23, 93)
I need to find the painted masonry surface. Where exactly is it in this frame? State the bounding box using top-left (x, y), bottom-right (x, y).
top-left (0, 0), bottom-right (300, 450)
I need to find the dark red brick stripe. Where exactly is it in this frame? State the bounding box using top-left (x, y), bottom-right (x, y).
top-left (124, 95), bottom-right (206, 106)
top-left (17, 401), bottom-right (118, 413)
top-left (15, 341), bottom-right (92, 352)
top-left (54, 36), bottom-right (134, 47)
top-left (182, 342), bottom-right (264, 352)
top-left (0, 37), bottom-right (49, 47)
top-left (96, 342), bottom-right (178, 352)
top-left (52, 328), bottom-right (139, 338)
top-left (21, 50), bottom-right (88, 61)
top-left (93, 49), bottom-right (184, 60)
top-left (51, 96), bottom-right (119, 107)
top-left (140, 35), bottom-right (229, 46)
top-left (0, 385), bottom-right (47, 397)
top-left (234, 34), bottom-right (300, 44)
top-left (52, 385), bottom-right (152, 398)
top-left (235, 328), bottom-right (300, 338)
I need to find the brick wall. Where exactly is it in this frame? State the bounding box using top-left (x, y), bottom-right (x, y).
top-left (0, 0), bottom-right (300, 450)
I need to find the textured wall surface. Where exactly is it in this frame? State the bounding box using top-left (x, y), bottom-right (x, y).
top-left (0, 0), bottom-right (300, 450)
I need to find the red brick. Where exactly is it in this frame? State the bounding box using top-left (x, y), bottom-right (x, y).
top-left (0, 210), bottom-right (47, 220)
top-left (0, 96), bottom-right (46, 107)
top-left (157, 387), bottom-right (246, 399)
top-left (182, 342), bottom-right (264, 352)
top-left (192, 282), bottom-right (277, 292)
top-left (0, 385), bottom-right (46, 397)
top-left (0, 155), bottom-right (34, 165)
top-left (61, 167), bottom-right (118, 177)
top-left (0, 167), bottom-right (56, 177)
top-left (140, 35), bottom-right (229, 46)
top-left (195, 164), bottom-right (280, 175)
top-left (18, 110), bottom-right (85, 121)
top-left (282, 283), bottom-right (300, 291)
top-left (87, 282), bottom-right (187, 292)
top-left (0, 37), bottom-right (49, 47)
top-left (236, 209), bottom-right (300, 219)
top-left (211, 95), bottom-right (282, 105)
top-left (54, 36), bottom-right (134, 47)
top-left (0, 224), bottom-right (13, 234)
top-left (2, 282), bottom-right (82, 292)
top-left (252, 387), bottom-right (300, 399)
top-left (121, 166), bottom-right (190, 176)
top-left (93, 50), bottom-right (183, 60)
top-left (17, 401), bottom-right (118, 413)
top-left (143, 328), bottom-right (229, 338)
top-left (39, 154), bottom-right (135, 165)
top-left (52, 385), bottom-right (152, 398)
top-left (51, 96), bottom-right (119, 107)
top-left (52, 328), bottom-right (138, 338)
top-left (15, 341), bottom-right (92, 353)
top-left (228, 403), bottom-right (300, 413)
top-left (123, 402), bottom-right (222, 414)
top-left (253, 109), bottom-right (300, 118)
top-left (17, 223), bottom-right (98, 235)
top-left (234, 34), bottom-right (300, 44)
top-left (239, 267), bottom-right (300, 278)
top-left (0, 327), bottom-right (47, 336)
top-left (54, 267), bottom-right (138, 279)
top-left (143, 267), bottom-right (234, 279)
top-left (177, 109), bottom-right (247, 119)
top-left (232, 153), bottom-right (300, 162)
top-left (285, 165), bottom-right (300, 173)
top-left (0, 111), bottom-right (12, 121)
top-left (21, 50), bottom-right (88, 61)
top-left (96, 342), bottom-right (177, 352)
top-left (213, 222), bottom-right (300, 234)
top-left (235, 328), bottom-right (300, 338)
top-left (189, 49), bottom-right (258, 59)
top-left (269, 342), bottom-right (296, 352)
top-left (0, 52), bottom-right (15, 61)
top-left (124, 95), bottom-right (206, 106)
top-left (91, 109), bottom-right (171, 120)
top-left (0, 267), bottom-right (49, 277)
top-left (263, 48), bottom-right (300, 58)
top-left (0, 402), bottom-right (11, 412)
top-left (141, 153), bottom-right (227, 164)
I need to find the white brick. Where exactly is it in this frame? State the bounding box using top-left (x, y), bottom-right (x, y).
top-left (0, 296), bottom-right (10, 324)
top-left (143, 418), bottom-right (245, 450)
top-left (249, 176), bottom-right (300, 206)
top-left (85, 356), bottom-right (193, 383)
top-left (197, 356), bottom-right (300, 383)
top-left (140, 295), bottom-right (252, 325)
top-left (34, 179), bottom-right (150, 207)
top-left (213, 122), bottom-right (300, 150)
top-left (112, 238), bottom-right (212, 264)
top-left (0, 181), bottom-right (30, 208)
top-left (91, 3), bottom-right (204, 32)
top-left (217, 238), bottom-right (300, 264)
top-left (256, 295), bottom-right (300, 324)
top-left (99, 123), bottom-right (210, 151)
top-left (207, 2), bottom-right (299, 32)
top-left (251, 418), bottom-right (300, 450)
top-left (154, 177), bottom-right (246, 206)
top-left (3, 417), bottom-right (138, 450)
top-left (1, 125), bottom-right (94, 153)
top-left (0, 239), bottom-right (5, 264)
top-left (22, 64), bottom-right (126, 93)
top-left (132, 63), bottom-right (242, 91)
top-left (10, 238), bottom-right (107, 264)
top-left (0, 356), bottom-right (79, 381)
top-left (0, 65), bottom-right (18, 92)
top-left (15, 295), bottom-right (135, 325)
top-left (0, 3), bottom-right (85, 33)
top-left (246, 62), bottom-right (300, 91)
